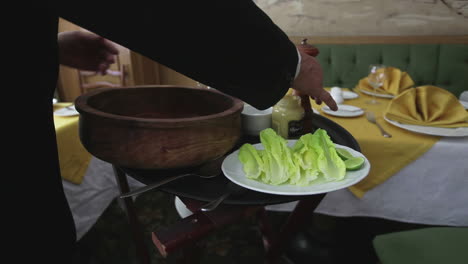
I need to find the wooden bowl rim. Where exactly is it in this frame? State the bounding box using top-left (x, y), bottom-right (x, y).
top-left (75, 85), bottom-right (244, 126)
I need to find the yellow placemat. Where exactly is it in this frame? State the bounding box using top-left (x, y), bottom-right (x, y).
top-left (53, 103), bottom-right (91, 184)
top-left (312, 89), bottom-right (441, 198)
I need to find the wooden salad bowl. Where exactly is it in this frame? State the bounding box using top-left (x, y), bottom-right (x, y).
top-left (75, 85), bottom-right (244, 169)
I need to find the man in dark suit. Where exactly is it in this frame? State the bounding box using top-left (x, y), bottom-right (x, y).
top-left (9, 1), bottom-right (336, 263)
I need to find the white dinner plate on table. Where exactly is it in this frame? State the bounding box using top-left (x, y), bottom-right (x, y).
top-left (342, 90), bottom-right (359, 100)
top-left (460, 100), bottom-right (468, 110)
top-left (384, 116), bottom-right (468, 137)
top-left (54, 105), bottom-right (79, 117)
top-left (321, 104), bottom-right (364, 117)
top-left (359, 88), bottom-right (395, 99)
top-left (221, 141), bottom-right (370, 196)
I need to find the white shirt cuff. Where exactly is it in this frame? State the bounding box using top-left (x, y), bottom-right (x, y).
top-left (295, 47), bottom-right (301, 80)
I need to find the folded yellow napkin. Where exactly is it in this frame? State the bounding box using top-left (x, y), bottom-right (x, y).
top-left (357, 67), bottom-right (414, 96)
top-left (385, 86), bottom-right (468, 128)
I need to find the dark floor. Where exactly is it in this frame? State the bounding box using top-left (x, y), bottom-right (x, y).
top-left (73, 189), bottom-right (436, 264)
top-left (73, 190), bottom-right (285, 264)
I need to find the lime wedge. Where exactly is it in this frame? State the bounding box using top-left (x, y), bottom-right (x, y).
top-left (336, 148), bottom-right (354, 161)
top-left (345, 157), bottom-right (365, 171)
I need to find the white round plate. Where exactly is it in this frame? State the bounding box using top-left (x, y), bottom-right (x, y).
top-left (342, 91), bottom-right (359, 100)
top-left (384, 116), bottom-right (468, 137)
top-left (54, 105), bottom-right (79, 117)
top-left (322, 104), bottom-right (364, 117)
top-left (221, 141), bottom-right (370, 196)
top-left (359, 88), bottom-right (395, 99)
top-left (460, 100), bottom-right (468, 110)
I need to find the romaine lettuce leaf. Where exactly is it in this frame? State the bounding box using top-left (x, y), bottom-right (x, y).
top-left (313, 129), bottom-right (346, 181)
top-left (291, 133), bottom-right (319, 185)
top-left (238, 143), bottom-right (264, 179)
top-left (260, 128), bottom-right (292, 185)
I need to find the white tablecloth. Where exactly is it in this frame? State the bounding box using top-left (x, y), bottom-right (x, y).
top-left (62, 158), bottom-right (144, 240)
top-left (63, 136), bottom-right (468, 240)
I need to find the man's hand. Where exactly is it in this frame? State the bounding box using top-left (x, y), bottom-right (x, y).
top-left (291, 49), bottom-right (338, 111)
top-left (58, 31), bottom-right (119, 74)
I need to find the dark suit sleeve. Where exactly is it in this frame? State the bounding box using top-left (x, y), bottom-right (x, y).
top-left (51, 0), bottom-right (297, 109)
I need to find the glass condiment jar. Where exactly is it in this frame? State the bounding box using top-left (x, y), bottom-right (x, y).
top-left (272, 94), bottom-right (305, 139)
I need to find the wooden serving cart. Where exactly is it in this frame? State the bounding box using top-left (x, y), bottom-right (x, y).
top-left (111, 113), bottom-right (360, 264)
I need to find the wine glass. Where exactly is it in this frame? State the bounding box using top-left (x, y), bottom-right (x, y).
top-left (366, 64), bottom-right (387, 105)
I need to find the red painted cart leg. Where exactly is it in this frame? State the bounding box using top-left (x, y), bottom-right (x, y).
top-left (113, 165), bottom-right (151, 264)
top-left (264, 194), bottom-right (326, 263)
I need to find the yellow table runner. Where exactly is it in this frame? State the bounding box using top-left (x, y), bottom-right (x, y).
top-left (53, 103), bottom-right (91, 184)
top-left (311, 89), bottom-right (441, 198)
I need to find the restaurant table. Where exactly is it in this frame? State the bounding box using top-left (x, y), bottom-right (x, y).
top-left (266, 89), bottom-right (468, 227)
top-left (268, 136), bottom-right (468, 226)
top-left (54, 103), bottom-right (91, 185)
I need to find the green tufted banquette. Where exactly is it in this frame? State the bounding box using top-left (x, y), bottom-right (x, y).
top-left (291, 36), bottom-right (468, 98)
